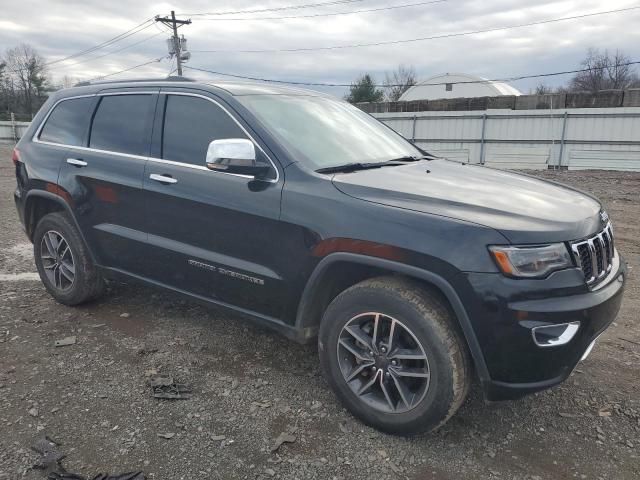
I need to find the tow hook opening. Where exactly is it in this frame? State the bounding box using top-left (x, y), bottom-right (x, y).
top-left (532, 321), bottom-right (580, 347)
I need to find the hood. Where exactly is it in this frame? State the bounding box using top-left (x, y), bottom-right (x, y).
top-left (331, 159), bottom-right (603, 244)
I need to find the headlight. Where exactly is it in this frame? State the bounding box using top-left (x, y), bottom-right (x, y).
top-left (489, 243), bottom-right (572, 278)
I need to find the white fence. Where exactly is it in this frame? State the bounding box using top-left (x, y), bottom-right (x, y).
top-left (373, 107), bottom-right (640, 171)
top-left (0, 120), bottom-right (31, 143)
top-left (5, 108), bottom-right (640, 170)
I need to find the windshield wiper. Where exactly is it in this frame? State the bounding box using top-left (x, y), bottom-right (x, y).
top-left (316, 162), bottom-right (396, 174)
top-left (386, 155), bottom-right (426, 162)
top-left (316, 157), bottom-right (425, 174)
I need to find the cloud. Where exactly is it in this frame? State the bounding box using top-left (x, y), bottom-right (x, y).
top-left (2, 0), bottom-right (639, 95)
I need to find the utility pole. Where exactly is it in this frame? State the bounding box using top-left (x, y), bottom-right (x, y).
top-left (155, 11), bottom-right (191, 76)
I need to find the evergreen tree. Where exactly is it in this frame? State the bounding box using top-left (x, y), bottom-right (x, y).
top-left (344, 74), bottom-right (384, 104)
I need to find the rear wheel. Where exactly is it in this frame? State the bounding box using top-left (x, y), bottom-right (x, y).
top-left (33, 212), bottom-right (104, 305)
top-left (318, 276), bottom-right (470, 435)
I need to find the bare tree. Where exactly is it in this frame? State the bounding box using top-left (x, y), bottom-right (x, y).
top-left (569, 48), bottom-right (639, 92)
top-left (384, 64), bottom-right (417, 101)
top-left (47, 75), bottom-right (78, 92)
top-left (533, 83), bottom-right (554, 95)
top-left (0, 61), bottom-right (7, 117)
top-left (4, 44), bottom-right (49, 114)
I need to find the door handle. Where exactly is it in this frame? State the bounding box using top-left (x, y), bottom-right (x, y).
top-left (150, 173), bottom-right (178, 184)
top-left (66, 158), bottom-right (88, 167)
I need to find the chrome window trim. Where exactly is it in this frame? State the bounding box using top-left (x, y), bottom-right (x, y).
top-left (147, 157), bottom-right (208, 171)
top-left (145, 157), bottom-right (254, 179)
top-left (32, 91), bottom-right (281, 184)
top-left (35, 141), bottom-right (150, 162)
top-left (97, 91), bottom-right (159, 96)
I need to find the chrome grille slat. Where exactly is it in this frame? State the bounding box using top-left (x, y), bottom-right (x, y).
top-left (595, 235), bottom-right (606, 273)
top-left (571, 222), bottom-right (614, 286)
top-left (588, 240), bottom-right (599, 282)
top-left (605, 225), bottom-right (615, 264)
top-left (599, 231), bottom-right (609, 277)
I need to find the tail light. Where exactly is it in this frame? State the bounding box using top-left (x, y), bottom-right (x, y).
top-left (12, 147), bottom-right (21, 166)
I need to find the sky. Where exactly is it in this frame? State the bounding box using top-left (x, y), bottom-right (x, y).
top-left (2, 0), bottom-right (640, 97)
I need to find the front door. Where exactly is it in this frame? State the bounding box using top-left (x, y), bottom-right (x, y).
top-left (140, 91), bottom-right (290, 319)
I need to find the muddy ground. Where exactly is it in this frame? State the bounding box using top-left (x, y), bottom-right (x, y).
top-left (0, 143), bottom-right (638, 479)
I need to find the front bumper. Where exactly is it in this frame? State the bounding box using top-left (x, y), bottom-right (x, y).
top-left (456, 254), bottom-right (626, 401)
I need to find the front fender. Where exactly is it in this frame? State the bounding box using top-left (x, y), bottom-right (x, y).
top-left (295, 252), bottom-right (490, 383)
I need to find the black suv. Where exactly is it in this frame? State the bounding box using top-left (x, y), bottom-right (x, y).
top-left (13, 78), bottom-right (626, 434)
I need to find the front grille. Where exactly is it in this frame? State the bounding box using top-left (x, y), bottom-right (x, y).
top-left (570, 223), bottom-right (615, 286)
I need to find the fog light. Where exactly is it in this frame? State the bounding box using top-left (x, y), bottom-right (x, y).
top-left (532, 322), bottom-right (580, 347)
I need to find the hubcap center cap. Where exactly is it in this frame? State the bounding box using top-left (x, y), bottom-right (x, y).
top-left (374, 354), bottom-right (388, 370)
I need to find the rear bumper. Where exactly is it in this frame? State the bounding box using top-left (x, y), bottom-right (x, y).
top-left (458, 254), bottom-right (626, 401)
top-left (14, 188), bottom-right (26, 231)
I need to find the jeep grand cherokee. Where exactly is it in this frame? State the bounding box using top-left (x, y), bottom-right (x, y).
top-left (13, 78), bottom-right (626, 434)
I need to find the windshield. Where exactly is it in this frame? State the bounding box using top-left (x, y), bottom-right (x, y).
top-left (237, 94), bottom-right (422, 169)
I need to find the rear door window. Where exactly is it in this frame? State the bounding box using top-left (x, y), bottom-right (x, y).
top-left (161, 94), bottom-right (247, 166)
top-left (39, 97), bottom-right (94, 146)
top-left (89, 94), bottom-right (154, 156)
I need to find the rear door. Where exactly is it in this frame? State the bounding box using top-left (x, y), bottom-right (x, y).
top-left (57, 89), bottom-right (157, 274)
top-left (140, 90), bottom-right (290, 319)
top-left (28, 95), bottom-right (96, 202)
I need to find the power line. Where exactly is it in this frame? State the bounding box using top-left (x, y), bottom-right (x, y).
top-left (181, 0), bottom-right (369, 17)
top-left (89, 57), bottom-right (165, 81)
top-left (192, 5), bottom-right (640, 53)
top-left (197, 0), bottom-right (446, 21)
top-left (4, 18), bottom-right (159, 74)
top-left (6, 15), bottom-right (176, 78)
top-left (45, 19), bottom-right (156, 67)
top-left (154, 21), bottom-right (174, 33)
top-left (4, 29), bottom-right (163, 76)
top-left (48, 31), bottom-right (165, 70)
top-left (183, 60), bottom-right (640, 87)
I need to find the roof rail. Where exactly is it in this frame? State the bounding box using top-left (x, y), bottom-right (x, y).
top-left (74, 76), bottom-right (195, 87)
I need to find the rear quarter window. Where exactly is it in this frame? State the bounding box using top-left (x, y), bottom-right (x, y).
top-left (39, 97), bottom-right (94, 146)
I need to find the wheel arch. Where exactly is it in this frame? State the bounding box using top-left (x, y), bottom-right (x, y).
top-left (296, 252), bottom-right (490, 382)
top-left (24, 190), bottom-right (97, 264)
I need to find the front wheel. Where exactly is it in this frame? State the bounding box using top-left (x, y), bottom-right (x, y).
top-left (318, 276), bottom-right (471, 435)
top-left (33, 212), bottom-right (104, 305)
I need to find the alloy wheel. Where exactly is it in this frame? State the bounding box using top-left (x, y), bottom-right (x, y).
top-left (40, 230), bottom-right (76, 291)
top-left (336, 312), bottom-right (430, 414)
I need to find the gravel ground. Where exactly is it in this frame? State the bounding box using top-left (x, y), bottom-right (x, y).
top-left (1, 143), bottom-right (639, 480)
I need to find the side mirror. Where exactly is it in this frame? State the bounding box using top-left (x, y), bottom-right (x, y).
top-left (206, 139), bottom-right (270, 178)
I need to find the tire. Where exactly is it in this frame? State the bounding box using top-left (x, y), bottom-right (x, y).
top-left (33, 212), bottom-right (104, 305)
top-left (318, 276), bottom-right (471, 435)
